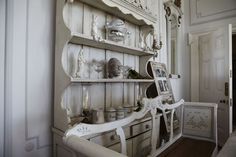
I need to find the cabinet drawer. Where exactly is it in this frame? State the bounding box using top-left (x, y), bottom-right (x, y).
top-left (108, 139), bottom-right (133, 157)
top-left (131, 120), bottom-right (152, 136)
top-left (89, 127), bottom-right (130, 147)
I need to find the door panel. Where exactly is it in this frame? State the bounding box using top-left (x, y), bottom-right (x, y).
top-left (199, 34), bottom-right (213, 102)
top-left (216, 59), bottom-right (224, 91)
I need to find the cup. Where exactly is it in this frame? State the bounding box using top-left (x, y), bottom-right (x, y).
top-left (123, 104), bottom-right (133, 117)
top-left (105, 107), bottom-right (116, 122)
top-left (92, 108), bottom-right (105, 124)
top-left (116, 106), bottom-right (125, 119)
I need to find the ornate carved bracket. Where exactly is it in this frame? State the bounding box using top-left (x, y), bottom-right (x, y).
top-left (164, 0), bottom-right (183, 27)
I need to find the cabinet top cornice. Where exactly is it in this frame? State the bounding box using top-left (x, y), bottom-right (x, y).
top-left (71, 0), bottom-right (158, 27)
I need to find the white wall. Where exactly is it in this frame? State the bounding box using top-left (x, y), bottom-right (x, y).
top-left (4, 0), bottom-right (55, 156)
top-left (0, 0), bottom-right (6, 156)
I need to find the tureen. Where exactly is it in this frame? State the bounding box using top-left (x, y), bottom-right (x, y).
top-left (105, 19), bottom-right (130, 42)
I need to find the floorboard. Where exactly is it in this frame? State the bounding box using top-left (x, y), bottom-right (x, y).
top-left (158, 137), bottom-right (215, 157)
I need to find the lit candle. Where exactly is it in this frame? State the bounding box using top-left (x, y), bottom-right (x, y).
top-left (83, 86), bottom-right (89, 110)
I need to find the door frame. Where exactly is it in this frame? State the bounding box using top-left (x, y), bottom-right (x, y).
top-left (0, 0), bottom-right (6, 156)
top-left (231, 25), bottom-right (236, 132)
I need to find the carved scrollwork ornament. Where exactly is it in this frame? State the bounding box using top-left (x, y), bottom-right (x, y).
top-left (178, 15), bottom-right (182, 27)
top-left (164, 6), bottom-right (171, 17)
top-left (164, 0), bottom-right (183, 27)
top-left (139, 26), bottom-right (154, 51)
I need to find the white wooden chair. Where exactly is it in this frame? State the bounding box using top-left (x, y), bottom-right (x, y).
top-left (63, 97), bottom-right (217, 157)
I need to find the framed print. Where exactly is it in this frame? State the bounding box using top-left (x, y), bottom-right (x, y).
top-left (148, 61), bottom-right (174, 99)
top-left (163, 80), bottom-right (169, 91)
top-left (155, 69), bottom-right (162, 77)
top-left (158, 80), bottom-right (165, 92)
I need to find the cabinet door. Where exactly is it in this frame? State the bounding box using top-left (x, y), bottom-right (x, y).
top-left (108, 139), bottom-right (132, 157)
top-left (132, 131), bottom-right (152, 157)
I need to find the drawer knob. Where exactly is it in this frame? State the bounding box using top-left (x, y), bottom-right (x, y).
top-left (110, 135), bottom-right (116, 141)
top-left (145, 124), bottom-right (150, 129)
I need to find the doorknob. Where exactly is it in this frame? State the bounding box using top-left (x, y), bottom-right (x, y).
top-left (220, 100), bottom-right (226, 103)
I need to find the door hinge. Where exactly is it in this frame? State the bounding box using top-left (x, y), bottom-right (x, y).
top-left (230, 98), bottom-right (233, 107)
top-left (225, 82), bottom-right (229, 96)
top-left (230, 69), bottom-right (232, 78)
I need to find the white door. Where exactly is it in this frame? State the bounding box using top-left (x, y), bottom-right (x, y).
top-left (197, 24), bottom-right (232, 146)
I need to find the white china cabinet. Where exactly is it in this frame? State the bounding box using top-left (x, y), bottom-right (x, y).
top-left (53, 0), bottom-right (168, 156)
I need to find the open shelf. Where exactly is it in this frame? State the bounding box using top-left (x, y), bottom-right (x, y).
top-left (69, 32), bottom-right (154, 56)
top-left (71, 78), bottom-right (154, 83)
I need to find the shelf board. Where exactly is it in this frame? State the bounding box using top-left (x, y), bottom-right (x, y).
top-left (69, 32), bottom-right (154, 56)
top-left (71, 78), bottom-right (154, 83)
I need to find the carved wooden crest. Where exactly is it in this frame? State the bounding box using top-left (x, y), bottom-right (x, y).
top-left (164, 0), bottom-right (183, 26)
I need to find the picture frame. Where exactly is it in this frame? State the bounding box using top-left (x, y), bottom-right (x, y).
top-left (148, 61), bottom-right (174, 97)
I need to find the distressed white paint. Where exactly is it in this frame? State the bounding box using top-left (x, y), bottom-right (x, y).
top-left (0, 0), bottom-right (6, 156)
top-left (4, 0), bottom-right (55, 156)
top-left (54, 0), bottom-right (189, 156)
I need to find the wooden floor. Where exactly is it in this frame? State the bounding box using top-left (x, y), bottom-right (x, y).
top-left (158, 138), bottom-right (215, 157)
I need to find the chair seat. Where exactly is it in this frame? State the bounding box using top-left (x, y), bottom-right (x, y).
top-left (158, 137), bottom-right (215, 157)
